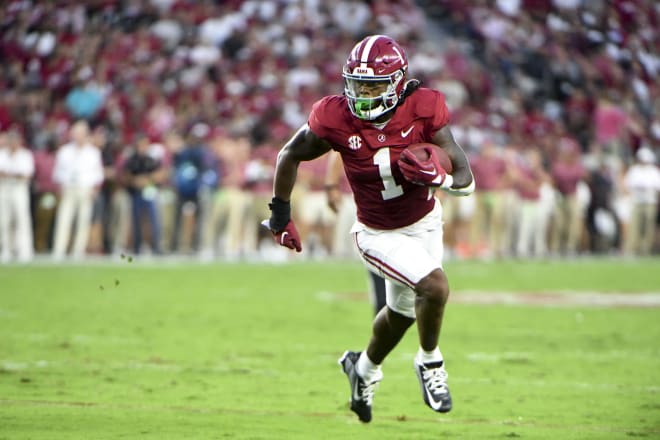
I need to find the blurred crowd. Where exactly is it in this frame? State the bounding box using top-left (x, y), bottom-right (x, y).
top-left (424, 0), bottom-right (660, 259)
top-left (0, 0), bottom-right (658, 263)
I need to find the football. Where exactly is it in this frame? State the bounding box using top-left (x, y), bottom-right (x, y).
top-left (403, 143), bottom-right (453, 173)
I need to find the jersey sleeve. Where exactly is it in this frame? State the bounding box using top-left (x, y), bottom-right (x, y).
top-left (308, 95), bottom-right (349, 141)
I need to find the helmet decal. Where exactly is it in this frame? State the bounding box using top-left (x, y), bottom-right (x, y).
top-left (391, 46), bottom-right (405, 65)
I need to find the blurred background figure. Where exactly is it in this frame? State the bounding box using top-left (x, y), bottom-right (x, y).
top-left (109, 144), bottom-right (132, 258)
top-left (243, 142), bottom-right (278, 258)
top-left (200, 132), bottom-right (252, 261)
top-left (295, 154), bottom-right (336, 258)
top-left (171, 123), bottom-right (214, 254)
top-left (52, 120), bottom-right (104, 260)
top-left (550, 137), bottom-right (588, 256)
top-left (87, 124), bottom-right (117, 255)
top-left (622, 147), bottom-right (660, 256)
top-left (64, 67), bottom-right (107, 123)
top-left (584, 150), bottom-right (623, 254)
top-left (469, 140), bottom-right (508, 259)
top-left (0, 130), bottom-right (35, 262)
top-left (325, 150), bottom-right (359, 260)
top-left (512, 148), bottom-right (552, 259)
top-left (440, 189), bottom-right (475, 260)
top-left (157, 132), bottom-right (183, 253)
top-left (121, 133), bottom-right (167, 256)
top-left (31, 137), bottom-right (59, 254)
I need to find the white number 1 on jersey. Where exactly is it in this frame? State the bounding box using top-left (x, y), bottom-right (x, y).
top-left (373, 147), bottom-right (404, 200)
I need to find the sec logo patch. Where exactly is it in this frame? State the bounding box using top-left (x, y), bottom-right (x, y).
top-left (348, 135), bottom-right (362, 150)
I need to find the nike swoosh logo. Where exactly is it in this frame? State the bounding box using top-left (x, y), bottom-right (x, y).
top-left (418, 367), bottom-right (446, 410)
top-left (401, 126), bottom-right (414, 138)
top-left (280, 232), bottom-right (289, 244)
top-left (423, 384), bottom-right (444, 410)
top-left (353, 378), bottom-right (362, 401)
top-left (419, 168), bottom-right (436, 175)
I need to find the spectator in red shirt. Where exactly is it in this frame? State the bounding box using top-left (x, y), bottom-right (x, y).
top-left (469, 140), bottom-right (509, 259)
top-left (550, 137), bottom-right (588, 255)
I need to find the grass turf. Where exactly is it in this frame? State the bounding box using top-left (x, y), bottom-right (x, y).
top-left (1, 259), bottom-right (659, 439)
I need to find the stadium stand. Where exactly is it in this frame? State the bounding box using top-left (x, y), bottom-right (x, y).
top-left (0, 0), bottom-right (657, 261)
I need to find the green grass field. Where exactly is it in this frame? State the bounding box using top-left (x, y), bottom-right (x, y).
top-left (1, 258), bottom-right (659, 439)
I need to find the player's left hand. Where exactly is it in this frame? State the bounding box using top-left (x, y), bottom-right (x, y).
top-left (398, 146), bottom-right (448, 187)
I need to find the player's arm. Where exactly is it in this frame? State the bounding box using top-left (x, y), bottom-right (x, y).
top-left (266, 124), bottom-right (331, 252)
top-left (273, 123), bottom-right (332, 202)
top-left (432, 126), bottom-right (475, 196)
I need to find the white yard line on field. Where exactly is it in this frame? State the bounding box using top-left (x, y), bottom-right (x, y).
top-left (453, 291), bottom-right (660, 307)
top-left (319, 290), bottom-right (660, 307)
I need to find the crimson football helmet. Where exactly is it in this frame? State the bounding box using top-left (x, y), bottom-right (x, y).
top-left (343, 35), bottom-right (408, 120)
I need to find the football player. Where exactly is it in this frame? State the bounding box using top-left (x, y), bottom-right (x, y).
top-left (264, 35), bottom-right (474, 422)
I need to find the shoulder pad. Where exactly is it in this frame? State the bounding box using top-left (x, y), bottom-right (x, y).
top-left (409, 88), bottom-right (446, 118)
top-left (309, 95), bottom-right (351, 133)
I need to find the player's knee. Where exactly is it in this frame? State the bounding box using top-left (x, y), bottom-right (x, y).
top-left (415, 269), bottom-right (449, 305)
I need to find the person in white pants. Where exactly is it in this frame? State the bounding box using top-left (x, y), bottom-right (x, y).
top-left (0, 130), bottom-right (35, 263)
top-left (52, 120), bottom-right (104, 260)
top-left (623, 147), bottom-right (660, 256)
top-left (512, 149), bottom-right (552, 258)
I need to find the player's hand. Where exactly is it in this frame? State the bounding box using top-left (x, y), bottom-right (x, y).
top-left (398, 147), bottom-right (448, 187)
top-left (260, 219), bottom-right (302, 252)
top-left (263, 197), bottom-right (302, 252)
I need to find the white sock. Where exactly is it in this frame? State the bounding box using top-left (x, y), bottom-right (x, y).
top-left (417, 347), bottom-right (443, 364)
top-left (356, 351), bottom-right (382, 382)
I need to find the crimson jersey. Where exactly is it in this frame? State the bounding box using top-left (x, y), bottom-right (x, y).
top-left (308, 88), bottom-right (450, 229)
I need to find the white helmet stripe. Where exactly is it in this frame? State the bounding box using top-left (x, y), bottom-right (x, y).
top-left (350, 43), bottom-right (360, 62)
top-left (359, 34), bottom-right (384, 63)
